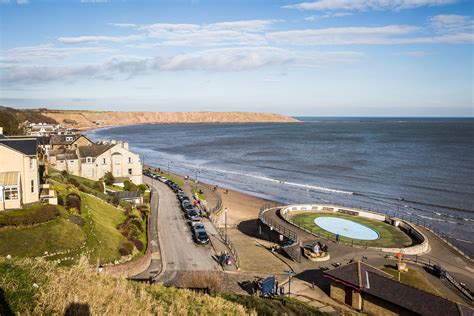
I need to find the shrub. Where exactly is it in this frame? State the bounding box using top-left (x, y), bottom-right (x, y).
top-left (67, 177), bottom-right (80, 188)
top-left (57, 195), bottom-right (64, 206)
top-left (119, 241), bottom-right (134, 256)
top-left (0, 204), bottom-right (60, 227)
top-left (111, 196), bottom-right (120, 206)
top-left (137, 184), bottom-right (147, 193)
top-left (119, 200), bottom-right (132, 211)
top-left (69, 215), bottom-right (85, 226)
top-left (132, 239), bottom-right (144, 251)
top-left (61, 170), bottom-right (68, 177)
top-left (104, 172), bottom-right (115, 186)
top-left (131, 219), bottom-right (143, 232)
top-left (93, 181), bottom-right (104, 192)
top-left (66, 193), bottom-right (81, 213)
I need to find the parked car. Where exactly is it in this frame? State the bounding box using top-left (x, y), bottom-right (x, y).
top-left (186, 209), bottom-right (200, 221)
top-left (192, 222), bottom-right (206, 233)
top-left (193, 230), bottom-right (210, 244)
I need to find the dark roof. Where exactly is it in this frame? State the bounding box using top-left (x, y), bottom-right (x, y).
top-left (109, 191), bottom-right (141, 199)
top-left (55, 149), bottom-right (78, 160)
top-left (0, 134), bottom-right (5, 139)
top-left (324, 261), bottom-right (391, 289)
top-left (78, 144), bottom-right (114, 158)
top-left (71, 135), bottom-right (93, 145)
top-left (0, 138), bottom-right (37, 156)
top-left (323, 261), bottom-right (473, 316)
top-left (7, 135), bottom-right (51, 145)
top-left (50, 134), bottom-right (77, 145)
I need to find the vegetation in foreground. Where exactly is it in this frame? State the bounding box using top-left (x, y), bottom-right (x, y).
top-left (0, 257), bottom-right (325, 315)
top-left (290, 212), bottom-right (413, 248)
top-left (0, 257), bottom-right (248, 315)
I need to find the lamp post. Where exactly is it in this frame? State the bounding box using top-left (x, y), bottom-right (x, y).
top-left (167, 161), bottom-right (171, 175)
top-left (284, 270), bottom-right (296, 297)
top-left (194, 169), bottom-right (200, 190)
top-left (224, 207), bottom-right (228, 245)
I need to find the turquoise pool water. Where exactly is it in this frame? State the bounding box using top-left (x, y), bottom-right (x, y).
top-left (314, 217), bottom-right (379, 240)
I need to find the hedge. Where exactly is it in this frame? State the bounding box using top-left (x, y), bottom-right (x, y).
top-left (0, 205), bottom-right (60, 227)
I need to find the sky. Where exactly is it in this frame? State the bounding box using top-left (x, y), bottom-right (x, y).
top-left (0, 0), bottom-right (473, 116)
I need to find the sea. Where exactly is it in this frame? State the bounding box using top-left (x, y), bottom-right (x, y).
top-left (87, 117), bottom-right (474, 255)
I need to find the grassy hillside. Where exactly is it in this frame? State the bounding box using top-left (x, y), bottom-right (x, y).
top-left (0, 257), bottom-right (249, 315)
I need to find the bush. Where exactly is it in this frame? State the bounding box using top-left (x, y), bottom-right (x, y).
top-left (119, 241), bottom-right (134, 256)
top-left (57, 195), bottom-right (64, 206)
top-left (0, 205), bottom-right (60, 227)
top-left (111, 196), bottom-right (120, 206)
top-left (119, 200), bottom-right (132, 211)
top-left (66, 193), bottom-right (81, 213)
top-left (130, 219), bottom-right (143, 232)
top-left (61, 170), bottom-right (68, 177)
top-left (69, 215), bottom-right (85, 226)
top-left (67, 177), bottom-right (80, 188)
top-left (132, 239), bottom-right (144, 251)
top-left (104, 172), bottom-right (115, 186)
top-left (93, 181), bottom-right (104, 192)
top-left (137, 184), bottom-right (147, 193)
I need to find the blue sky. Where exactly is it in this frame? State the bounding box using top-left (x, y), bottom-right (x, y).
top-left (0, 0), bottom-right (472, 116)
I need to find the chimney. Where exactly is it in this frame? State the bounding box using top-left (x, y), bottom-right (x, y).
top-left (123, 142), bottom-right (129, 150)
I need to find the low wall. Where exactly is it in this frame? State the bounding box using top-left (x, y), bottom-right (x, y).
top-left (103, 248), bottom-right (152, 278)
top-left (279, 204), bottom-right (430, 255)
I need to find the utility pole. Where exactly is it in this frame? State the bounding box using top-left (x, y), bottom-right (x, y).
top-left (284, 270), bottom-right (296, 297)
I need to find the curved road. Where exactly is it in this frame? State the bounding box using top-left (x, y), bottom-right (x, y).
top-left (146, 178), bottom-right (219, 283)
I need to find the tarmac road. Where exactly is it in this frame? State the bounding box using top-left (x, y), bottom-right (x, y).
top-left (148, 178), bottom-right (219, 282)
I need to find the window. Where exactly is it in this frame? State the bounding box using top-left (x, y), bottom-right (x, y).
top-left (66, 136), bottom-right (73, 141)
top-left (86, 157), bottom-right (92, 163)
top-left (69, 160), bottom-right (75, 165)
top-left (4, 187), bottom-right (19, 200)
top-left (30, 158), bottom-right (36, 170)
top-left (103, 158), bottom-right (106, 164)
top-left (59, 160), bottom-right (65, 165)
top-left (128, 157), bottom-right (132, 164)
top-left (128, 168), bottom-right (133, 175)
top-left (31, 180), bottom-right (36, 194)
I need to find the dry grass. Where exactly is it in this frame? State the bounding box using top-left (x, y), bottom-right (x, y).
top-left (1, 257), bottom-right (251, 315)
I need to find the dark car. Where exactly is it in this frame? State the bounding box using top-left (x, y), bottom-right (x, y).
top-left (193, 230), bottom-right (210, 244)
top-left (182, 200), bottom-right (192, 210)
top-left (186, 209), bottom-right (200, 221)
top-left (192, 222), bottom-right (205, 233)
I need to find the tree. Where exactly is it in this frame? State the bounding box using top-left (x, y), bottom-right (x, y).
top-left (104, 172), bottom-right (115, 186)
top-left (137, 184), bottom-right (147, 193)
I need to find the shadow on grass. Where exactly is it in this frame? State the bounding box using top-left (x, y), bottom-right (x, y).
top-left (64, 302), bottom-right (91, 316)
top-left (0, 288), bottom-right (13, 316)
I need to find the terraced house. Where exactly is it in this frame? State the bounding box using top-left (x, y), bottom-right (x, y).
top-left (49, 139), bottom-right (142, 185)
top-left (0, 128), bottom-right (39, 211)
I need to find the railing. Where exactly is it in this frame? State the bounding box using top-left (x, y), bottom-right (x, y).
top-left (259, 209), bottom-right (298, 242)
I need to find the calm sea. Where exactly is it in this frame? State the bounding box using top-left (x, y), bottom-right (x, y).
top-left (88, 118), bottom-right (474, 252)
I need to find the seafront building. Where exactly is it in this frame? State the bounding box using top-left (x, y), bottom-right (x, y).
top-left (0, 128), bottom-right (40, 211)
top-left (48, 139), bottom-right (143, 185)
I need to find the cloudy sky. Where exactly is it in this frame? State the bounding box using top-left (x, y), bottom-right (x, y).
top-left (0, 0), bottom-right (472, 116)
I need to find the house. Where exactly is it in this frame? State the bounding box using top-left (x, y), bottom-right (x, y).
top-left (323, 261), bottom-right (473, 316)
top-left (27, 123), bottom-right (58, 136)
top-left (49, 134), bottom-right (93, 151)
top-left (0, 131), bottom-right (39, 211)
top-left (78, 141), bottom-right (142, 184)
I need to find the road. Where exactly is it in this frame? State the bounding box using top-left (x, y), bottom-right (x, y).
top-left (146, 177), bottom-right (219, 283)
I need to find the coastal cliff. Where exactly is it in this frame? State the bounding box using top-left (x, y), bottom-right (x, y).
top-left (34, 109), bottom-right (299, 129)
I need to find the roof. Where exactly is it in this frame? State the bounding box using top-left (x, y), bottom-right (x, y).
top-left (0, 134), bottom-right (5, 139)
top-left (323, 261), bottom-right (472, 316)
top-left (50, 134), bottom-right (77, 145)
top-left (71, 135), bottom-right (93, 145)
top-left (109, 191), bottom-right (141, 199)
top-left (324, 261), bottom-right (391, 289)
top-left (78, 143), bottom-right (114, 158)
top-left (55, 149), bottom-right (78, 160)
top-left (0, 172), bottom-right (20, 186)
top-left (0, 138), bottom-right (37, 156)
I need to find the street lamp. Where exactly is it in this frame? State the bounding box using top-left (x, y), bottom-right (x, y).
top-left (194, 169), bottom-right (200, 190)
top-left (284, 270), bottom-right (296, 297)
top-left (224, 207), bottom-right (228, 245)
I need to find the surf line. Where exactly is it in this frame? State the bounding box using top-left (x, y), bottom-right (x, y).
top-left (174, 161), bottom-right (354, 195)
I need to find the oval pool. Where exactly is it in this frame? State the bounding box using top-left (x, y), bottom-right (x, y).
top-left (314, 217), bottom-right (379, 240)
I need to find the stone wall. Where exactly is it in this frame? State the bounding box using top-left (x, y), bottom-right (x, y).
top-left (103, 248), bottom-right (152, 278)
top-left (329, 282), bottom-right (346, 303)
top-left (362, 293), bottom-right (415, 316)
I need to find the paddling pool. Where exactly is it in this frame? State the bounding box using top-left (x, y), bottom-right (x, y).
top-left (314, 217), bottom-right (379, 240)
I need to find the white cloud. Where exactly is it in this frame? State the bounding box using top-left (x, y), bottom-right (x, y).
top-left (429, 14), bottom-right (474, 33)
top-left (1, 44), bottom-right (114, 62)
top-left (0, 47), bottom-right (365, 85)
top-left (304, 12), bottom-right (353, 21)
top-left (304, 16), bottom-right (318, 21)
top-left (283, 0), bottom-right (457, 11)
top-left (58, 34), bottom-right (144, 44)
top-left (400, 50), bottom-right (426, 57)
